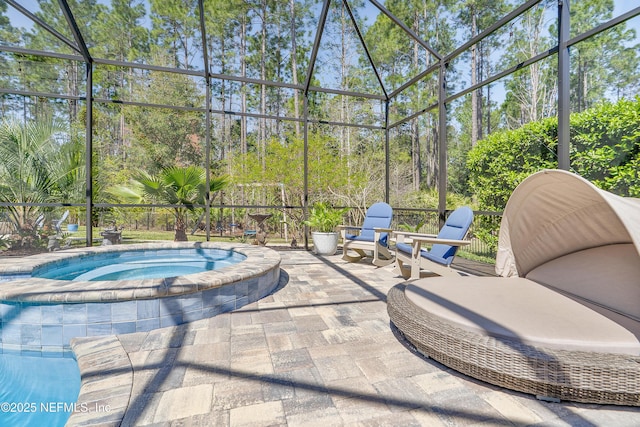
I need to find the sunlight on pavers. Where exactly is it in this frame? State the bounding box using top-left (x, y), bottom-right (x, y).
top-left (230, 401), bottom-right (285, 426)
top-left (153, 384), bottom-right (212, 422)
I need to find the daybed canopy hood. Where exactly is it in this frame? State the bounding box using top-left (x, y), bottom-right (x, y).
top-left (496, 169), bottom-right (640, 277)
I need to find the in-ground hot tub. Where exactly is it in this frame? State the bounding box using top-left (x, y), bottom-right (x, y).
top-left (0, 242), bottom-right (281, 354)
top-left (31, 246), bottom-right (248, 281)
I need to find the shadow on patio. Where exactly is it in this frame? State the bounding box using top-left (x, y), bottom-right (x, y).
top-left (73, 249), bottom-right (638, 426)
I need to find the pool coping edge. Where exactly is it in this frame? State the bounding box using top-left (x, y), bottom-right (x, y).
top-left (67, 335), bottom-right (133, 426)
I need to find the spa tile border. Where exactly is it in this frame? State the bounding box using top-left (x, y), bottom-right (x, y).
top-left (0, 242), bottom-right (280, 303)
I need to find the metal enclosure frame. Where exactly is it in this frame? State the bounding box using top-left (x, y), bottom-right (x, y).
top-left (1, 0), bottom-right (640, 244)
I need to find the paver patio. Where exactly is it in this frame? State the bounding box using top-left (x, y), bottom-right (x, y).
top-left (71, 248), bottom-right (640, 426)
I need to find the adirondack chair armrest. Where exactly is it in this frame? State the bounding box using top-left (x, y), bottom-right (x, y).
top-left (373, 227), bottom-right (394, 233)
top-left (338, 225), bottom-right (362, 238)
top-left (373, 227), bottom-right (394, 242)
top-left (392, 231), bottom-right (470, 248)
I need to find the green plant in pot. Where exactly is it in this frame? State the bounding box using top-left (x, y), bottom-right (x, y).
top-left (304, 203), bottom-right (348, 255)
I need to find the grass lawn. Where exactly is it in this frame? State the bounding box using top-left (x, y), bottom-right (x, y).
top-left (6, 226), bottom-right (492, 266)
top-left (63, 227), bottom-right (291, 246)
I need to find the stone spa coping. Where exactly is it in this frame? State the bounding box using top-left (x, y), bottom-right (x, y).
top-left (0, 242), bottom-right (281, 304)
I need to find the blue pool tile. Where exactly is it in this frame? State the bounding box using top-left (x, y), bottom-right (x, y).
top-left (2, 343), bottom-right (21, 353)
top-left (181, 295), bottom-right (202, 313)
top-left (219, 285), bottom-right (236, 303)
top-left (41, 345), bottom-right (65, 354)
top-left (136, 318), bottom-right (160, 332)
top-left (20, 324), bottom-right (41, 345)
top-left (183, 309), bottom-right (205, 323)
top-left (235, 281), bottom-right (249, 296)
top-left (202, 306), bottom-right (223, 318)
top-left (87, 323), bottom-right (111, 337)
top-left (63, 324), bottom-right (87, 345)
top-left (112, 300), bottom-right (137, 322)
top-left (41, 305), bottom-right (64, 324)
top-left (112, 322), bottom-right (136, 335)
top-left (63, 304), bottom-right (87, 324)
top-left (87, 303), bottom-right (111, 323)
top-left (160, 314), bottom-right (182, 328)
top-left (159, 299), bottom-right (182, 316)
top-left (41, 325), bottom-right (63, 346)
top-left (0, 303), bottom-right (23, 323)
top-left (202, 288), bottom-right (220, 308)
top-left (17, 305), bottom-right (42, 324)
top-left (40, 350), bottom-right (70, 358)
top-left (137, 299), bottom-right (159, 320)
top-left (221, 300), bottom-right (236, 313)
top-left (2, 322), bottom-right (21, 345)
top-left (235, 296), bottom-right (248, 308)
top-left (247, 278), bottom-right (259, 293)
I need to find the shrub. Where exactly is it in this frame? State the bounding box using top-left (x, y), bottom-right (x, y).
top-left (466, 97), bottom-right (640, 251)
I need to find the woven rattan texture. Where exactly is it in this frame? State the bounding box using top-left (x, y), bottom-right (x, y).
top-left (387, 284), bottom-right (640, 406)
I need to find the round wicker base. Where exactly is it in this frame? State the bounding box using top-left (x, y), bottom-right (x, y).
top-left (387, 284), bottom-right (640, 406)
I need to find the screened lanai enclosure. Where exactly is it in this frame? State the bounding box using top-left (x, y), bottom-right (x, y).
top-left (1, 0), bottom-right (639, 256)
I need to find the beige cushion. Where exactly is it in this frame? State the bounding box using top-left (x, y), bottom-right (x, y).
top-left (496, 169), bottom-right (640, 277)
top-left (405, 276), bottom-right (640, 355)
top-left (525, 244), bottom-right (640, 320)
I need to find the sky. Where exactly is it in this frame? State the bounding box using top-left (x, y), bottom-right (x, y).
top-left (7, 1), bottom-right (638, 41)
top-left (4, 0), bottom-right (639, 106)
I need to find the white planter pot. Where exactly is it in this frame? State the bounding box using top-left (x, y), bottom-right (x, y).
top-left (311, 232), bottom-right (339, 255)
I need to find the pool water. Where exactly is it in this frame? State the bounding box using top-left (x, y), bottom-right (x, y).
top-left (0, 353), bottom-right (80, 426)
top-left (33, 248), bottom-right (246, 281)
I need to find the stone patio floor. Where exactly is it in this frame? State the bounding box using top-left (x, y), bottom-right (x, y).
top-left (73, 249), bottom-right (640, 426)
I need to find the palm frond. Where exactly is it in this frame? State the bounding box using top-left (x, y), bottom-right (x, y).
top-left (107, 184), bottom-right (144, 204)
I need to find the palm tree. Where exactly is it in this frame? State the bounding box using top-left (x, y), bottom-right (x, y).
top-left (110, 166), bottom-right (227, 241)
top-left (0, 118), bottom-right (84, 242)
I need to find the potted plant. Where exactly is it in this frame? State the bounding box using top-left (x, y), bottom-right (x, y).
top-left (304, 203), bottom-right (348, 255)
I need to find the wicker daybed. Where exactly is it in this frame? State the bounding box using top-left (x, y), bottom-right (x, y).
top-left (387, 170), bottom-right (640, 406)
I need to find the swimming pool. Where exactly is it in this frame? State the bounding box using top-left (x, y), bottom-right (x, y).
top-left (0, 242), bottom-right (281, 426)
top-left (0, 352), bottom-right (79, 426)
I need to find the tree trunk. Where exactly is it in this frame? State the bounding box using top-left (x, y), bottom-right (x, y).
top-left (219, 35), bottom-right (227, 174)
top-left (240, 15), bottom-right (247, 157)
top-left (424, 4), bottom-right (438, 188)
top-left (174, 211), bottom-right (188, 241)
top-left (471, 7), bottom-right (479, 146)
top-left (174, 227), bottom-right (188, 241)
top-left (260, 0), bottom-right (267, 171)
top-left (340, 3), bottom-right (348, 160)
top-left (67, 62), bottom-right (78, 123)
top-left (412, 13), bottom-right (421, 191)
top-left (290, 0), bottom-right (300, 138)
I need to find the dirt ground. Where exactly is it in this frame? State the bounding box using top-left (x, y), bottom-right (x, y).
top-left (0, 246), bottom-right (48, 258)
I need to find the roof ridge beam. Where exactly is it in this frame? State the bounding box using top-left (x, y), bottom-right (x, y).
top-left (367, 0), bottom-right (442, 61)
top-left (304, 0), bottom-right (331, 95)
top-left (343, 0), bottom-right (388, 100)
top-left (198, 0), bottom-right (210, 77)
top-left (58, 0), bottom-right (92, 63)
top-left (444, 0), bottom-right (540, 63)
top-left (6, 0), bottom-right (80, 55)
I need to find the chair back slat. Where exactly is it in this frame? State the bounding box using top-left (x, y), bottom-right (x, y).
top-left (429, 207), bottom-right (474, 265)
top-left (359, 202), bottom-right (393, 245)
